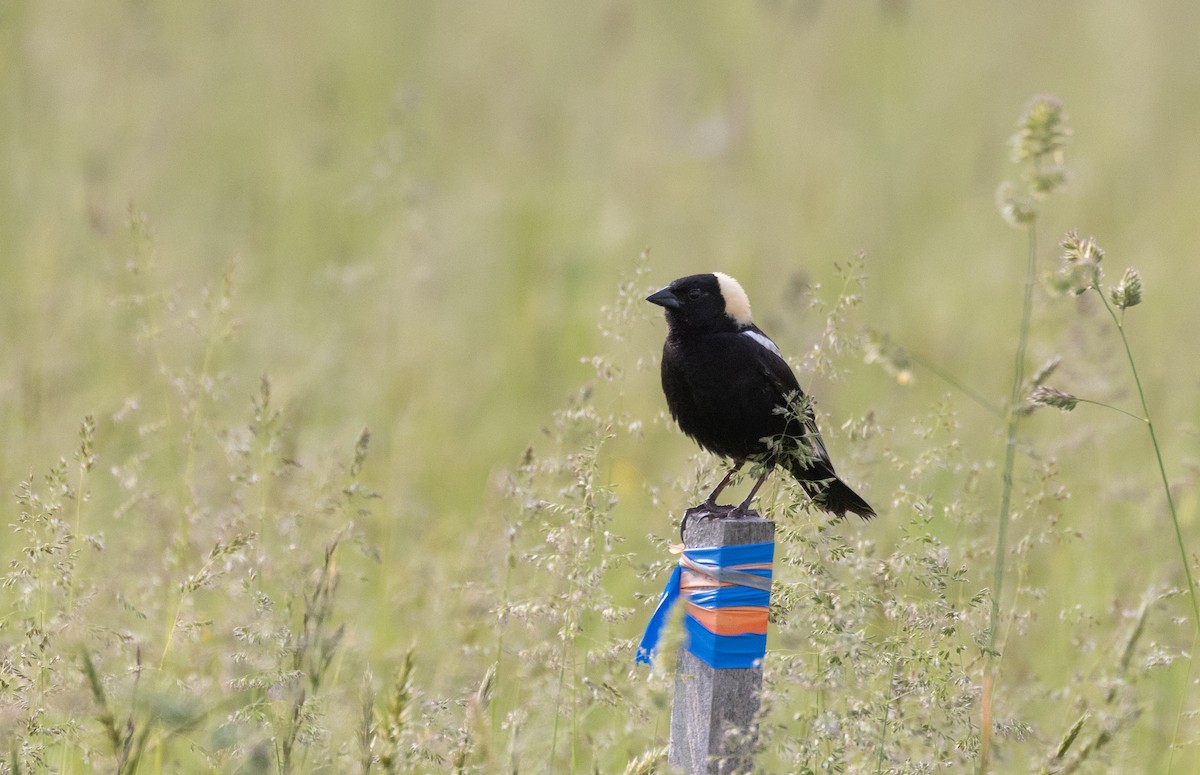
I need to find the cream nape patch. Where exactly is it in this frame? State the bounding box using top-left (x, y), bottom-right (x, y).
top-left (713, 272), bottom-right (752, 326)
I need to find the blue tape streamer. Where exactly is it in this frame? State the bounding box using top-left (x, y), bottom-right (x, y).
top-left (636, 541), bottom-right (774, 669)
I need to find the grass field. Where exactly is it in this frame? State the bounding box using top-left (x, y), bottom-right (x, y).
top-left (5, 2), bottom-right (1200, 772)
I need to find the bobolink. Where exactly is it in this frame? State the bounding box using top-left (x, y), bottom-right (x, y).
top-left (647, 272), bottom-right (875, 520)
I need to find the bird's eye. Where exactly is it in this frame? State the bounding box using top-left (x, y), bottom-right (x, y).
top-left (687, 288), bottom-right (703, 301)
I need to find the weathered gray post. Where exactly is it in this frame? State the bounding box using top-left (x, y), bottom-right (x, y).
top-left (668, 509), bottom-right (775, 775)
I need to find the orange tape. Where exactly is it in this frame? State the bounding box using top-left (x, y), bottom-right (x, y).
top-left (685, 602), bottom-right (769, 636)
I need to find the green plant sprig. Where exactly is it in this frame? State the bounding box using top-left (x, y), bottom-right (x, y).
top-left (1036, 235), bottom-right (1199, 634)
top-left (981, 94), bottom-right (1071, 775)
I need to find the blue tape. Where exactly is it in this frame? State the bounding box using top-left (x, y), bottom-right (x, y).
top-left (636, 541), bottom-right (774, 669)
top-left (683, 616), bottom-right (767, 669)
top-left (636, 564), bottom-right (682, 665)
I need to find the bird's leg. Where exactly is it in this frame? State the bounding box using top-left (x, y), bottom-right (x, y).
top-left (733, 470), bottom-right (770, 516)
top-left (704, 461), bottom-right (744, 507)
top-left (683, 462), bottom-right (746, 538)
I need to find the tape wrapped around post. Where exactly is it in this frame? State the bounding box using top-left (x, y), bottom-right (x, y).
top-left (637, 541), bottom-right (775, 669)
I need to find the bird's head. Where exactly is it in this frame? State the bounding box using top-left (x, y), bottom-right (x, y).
top-left (646, 272), bottom-right (752, 331)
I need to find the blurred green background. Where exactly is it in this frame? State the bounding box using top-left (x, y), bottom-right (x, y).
top-left (5, 0), bottom-right (1200, 770)
top-left (8, 0), bottom-right (1200, 511)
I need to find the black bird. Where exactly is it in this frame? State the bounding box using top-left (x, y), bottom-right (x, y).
top-left (647, 272), bottom-right (875, 520)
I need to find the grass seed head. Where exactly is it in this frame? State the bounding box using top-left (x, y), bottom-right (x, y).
top-left (1010, 94), bottom-right (1072, 165)
top-left (1029, 385), bottom-right (1080, 412)
top-left (1110, 267), bottom-right (1143, 309)
top-left (996, 181), bottom-right (1038, 227)
top-left (1051, 230), bottom-right (1105, 295)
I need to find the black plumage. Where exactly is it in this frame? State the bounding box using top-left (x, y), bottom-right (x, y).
top-left (647, 272), bottom-right (875, 520)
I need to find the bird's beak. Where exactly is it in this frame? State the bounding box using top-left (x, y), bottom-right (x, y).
top-left (646, 287), bottom-right (681, 309)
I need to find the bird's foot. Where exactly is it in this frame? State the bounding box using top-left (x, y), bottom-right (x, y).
top-left (727, 502), bottom-right (761, 520)
top-left (698, 502), bottom-right (740, 519)
top-left (681, 502), bottom-right (721, 538)
top-left (681, 501), bottom-right (761, 538)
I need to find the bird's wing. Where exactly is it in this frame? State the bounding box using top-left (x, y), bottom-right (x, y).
top-left (740, 326), bottom-right (798, 393)
top-left (741, 326), bottom-right (833, 468)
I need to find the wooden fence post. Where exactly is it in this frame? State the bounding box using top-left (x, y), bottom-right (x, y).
top-left (668, 510), bottom-right (775, 775)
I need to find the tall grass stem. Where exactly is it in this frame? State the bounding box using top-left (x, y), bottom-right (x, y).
top-left (1098, 295), bottom-right (1200, 628)
top-left (981, 222), bottom-right (1038, 774)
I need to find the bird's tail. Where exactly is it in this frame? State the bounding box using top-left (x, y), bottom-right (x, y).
top-left (800, 476), bottom-right (876, 520)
